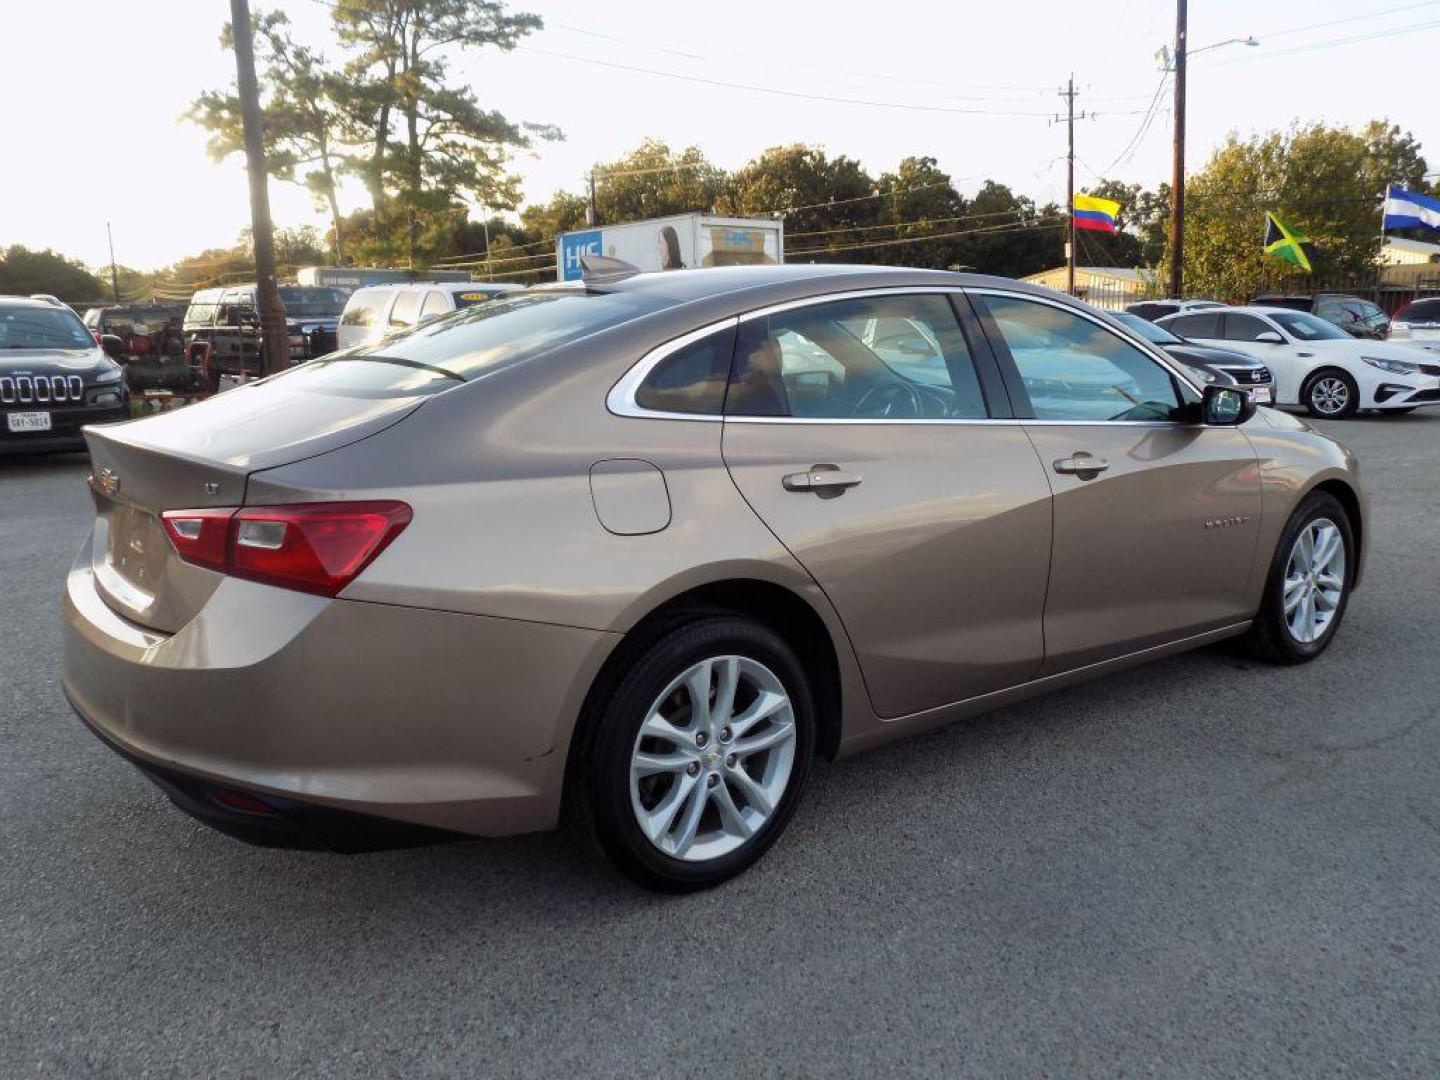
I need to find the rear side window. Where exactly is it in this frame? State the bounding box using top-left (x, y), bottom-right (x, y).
top-left (1129, 302), bottom-right (1174, 321)
top-left (419, 291), bottom-right (451, 321)
top-left (1166, 312), bottom-right (1220, 338)
top-left (1400, 298), bottom-right (1440, 322)
top-left (389, 291), bottom-right (421, 328)
top-left (341, 291), bottom-right (389, 328)
top-left (727, 294), bottom-right (988, 419)
top-left (1222, 314), bottom-right (1273, 341)
top-left (635, 326), bottom-right (736, 415)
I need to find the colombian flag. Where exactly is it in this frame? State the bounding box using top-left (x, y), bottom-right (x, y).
top-left (1073, 193), bottom-right (1121, 234)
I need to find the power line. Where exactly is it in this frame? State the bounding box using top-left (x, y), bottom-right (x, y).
top-left (1259, 0), bottom-right (1440, 40)
top-left (788, 217), bottom-right (1068, 257)
top-left (514, 46), bottom-right (1060, 117)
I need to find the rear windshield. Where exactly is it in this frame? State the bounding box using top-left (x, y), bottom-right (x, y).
top-left (336, 289), bottom-right (665, 386)
top-left (277, 287), bottom-right (347, 318)
top-left (1269, 311), bottom-right (1350, 341)
top-left (0, 304), bottom-right (94, 350)
top-left (1400, 298), bottom-right (1440, 323)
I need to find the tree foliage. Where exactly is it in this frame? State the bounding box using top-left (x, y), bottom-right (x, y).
top-left (1184, 120), bottom-right (1429, 300)
top-left (0, 246), bottom-right (104, 302)
top-left (189, 0), bottom-right (556, 265)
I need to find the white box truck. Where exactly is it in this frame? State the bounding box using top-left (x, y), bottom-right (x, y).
top-left (556, 213), bottom-right (783, 282)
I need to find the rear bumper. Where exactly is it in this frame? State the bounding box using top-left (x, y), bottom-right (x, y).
top-left (61, 539), bottom-right (619, 841)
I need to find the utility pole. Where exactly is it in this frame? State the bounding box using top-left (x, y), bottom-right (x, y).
top-left (1169, 0), bottom-right (1188, 299)
top-left (105, 222), bottom-right (119, 303)
top-left (229, 0), bottom-right (288, 378)
top-left (586, 170), bottom-right (599, 227)
top-left (1059, 77), bottom-right (1085, 295)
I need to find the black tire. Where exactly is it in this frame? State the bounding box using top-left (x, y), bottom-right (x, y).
top-left (1243, 490), bottom-right (1355, 664)
top-left (1301, 368), bottom-right (1359, 419)
top-left (572, 614), bottom-right (815, 892)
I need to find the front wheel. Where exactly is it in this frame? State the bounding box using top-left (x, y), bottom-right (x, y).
top-left (1302, 369), bottom-right (1359, 419)
top-left (574, 615), bottom-right (815, 891)
top-left (1243, 491), bottom-right (1354, 664)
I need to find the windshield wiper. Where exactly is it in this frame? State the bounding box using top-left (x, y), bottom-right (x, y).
top-left (343, 354), bottom-right (465, 381)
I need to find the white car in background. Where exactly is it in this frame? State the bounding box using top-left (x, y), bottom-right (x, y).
top-left (1390, 296), bottom-right (1440, 355)
top-left (336, 281), bottom-right (523, 350)
top-left (1157, 305), bottom-right (1440, 418)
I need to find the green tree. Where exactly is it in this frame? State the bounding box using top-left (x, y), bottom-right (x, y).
top-left (0, 246), bottom-right (104, 302)
top-left (717, 145), bottom-right (878, 260)
top-left (188, 11), bottom-right (351, 261)
top-left (1184, 120), bottom-right (1427, 299)
top-left (870, 156), bottom-right (968, 269)
top-left (520, 140), bottom-right (726, 240)
top-left (952, 182), bottom-right (1064, 278)
top-left (331, 0), bottom-right (560, 262)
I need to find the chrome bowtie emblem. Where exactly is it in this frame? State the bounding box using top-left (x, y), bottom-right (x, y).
top-left (96, 468), bottom-right (121, 497)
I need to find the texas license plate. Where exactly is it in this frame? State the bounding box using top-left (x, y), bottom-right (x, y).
top-left (1249, 387), bottom-right (1273, 404)
top-left (6, 411), bottom-right (52, 432)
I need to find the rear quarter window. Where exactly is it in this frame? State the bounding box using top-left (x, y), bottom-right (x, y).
top-left (635, 326), bottom-right (736, 414)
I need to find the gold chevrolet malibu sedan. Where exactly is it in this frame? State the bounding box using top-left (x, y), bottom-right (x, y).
top-left (62, 264), bottom-right (1366, 890)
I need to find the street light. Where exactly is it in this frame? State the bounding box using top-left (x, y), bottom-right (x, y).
top-left (1167, 0), bottom-right (1261, 299)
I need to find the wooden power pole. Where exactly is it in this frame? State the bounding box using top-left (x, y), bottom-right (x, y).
top-left (230, 0), bottom-right (288, 378)
top-left (1169, 0), bottom-right (1188, 299)
top-left (1060, 77), bottom-right (1084, 295)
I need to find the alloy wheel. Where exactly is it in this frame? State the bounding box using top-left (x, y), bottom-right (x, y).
top-left (1282, 517), bottom-right (1346, 644)
top-left (1310, 377), bottom-right (1350, 416)
top-left (628, 655), bottom-right (797, 862)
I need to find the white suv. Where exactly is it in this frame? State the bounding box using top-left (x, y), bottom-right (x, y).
top-left (336, 282), bottom-right (523, 350)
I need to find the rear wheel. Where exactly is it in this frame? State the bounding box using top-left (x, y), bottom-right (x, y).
top-left (573, 615), bottom-right (814, 891)
top-left (1302, 369), bottom-right (1359, 419)
top-left (1243, 491), bottom-right (1354, 664)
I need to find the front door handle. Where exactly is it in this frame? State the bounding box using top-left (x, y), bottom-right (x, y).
top-left (782, 464), bottom-right (864, 496)
top-left (1053, 452), bottom-right (1110, 479)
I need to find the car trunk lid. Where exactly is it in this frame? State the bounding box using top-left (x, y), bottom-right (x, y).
top-left (83, 377), bottom-right (425, 631)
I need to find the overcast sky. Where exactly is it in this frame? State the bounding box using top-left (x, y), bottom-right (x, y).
top-left (4, 0), bottom-right (1438, 270)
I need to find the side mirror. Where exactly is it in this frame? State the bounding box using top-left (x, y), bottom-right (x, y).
top-left (100, 334), bottom-right (128, 361)
top-left (1254, 331), bottom-right (1284, 344)
top-left (1202, 384), bottom-right (1256, 426)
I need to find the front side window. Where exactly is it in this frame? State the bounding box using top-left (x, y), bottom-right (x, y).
top-left (340, 292), bottom-right (387, 328)
top-left (727, 294), bottom-right (987, 419)
top-left (635, 325), bottom-right (736, 415)
top-left (979, 294), bottom-right (1190, 422)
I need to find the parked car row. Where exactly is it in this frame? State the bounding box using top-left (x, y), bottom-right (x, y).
top-left (1124, 296), bottom-right (1440, 418)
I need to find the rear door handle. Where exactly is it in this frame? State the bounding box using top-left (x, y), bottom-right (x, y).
top-left (1053, 453), bottom-right (1109, 478)
top-left (782, 464), bottom-right (864, 494)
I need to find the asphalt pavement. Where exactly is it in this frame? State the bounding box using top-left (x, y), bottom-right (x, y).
top-left (3, 413), bottom-right (1439, 1077)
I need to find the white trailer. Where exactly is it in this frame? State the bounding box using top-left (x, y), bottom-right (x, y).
top-left (556, 213), bottom-right (783, 282)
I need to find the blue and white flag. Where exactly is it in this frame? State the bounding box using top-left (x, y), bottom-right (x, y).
top-left (1383, 185), bottom-right (1440, 232)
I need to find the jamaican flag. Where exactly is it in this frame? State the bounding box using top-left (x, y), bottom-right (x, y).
top-left (1263, 212), bottom-right (1316, 273)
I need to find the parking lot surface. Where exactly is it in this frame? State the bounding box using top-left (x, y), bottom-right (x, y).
top-left (3, 413), bottom-right (1439, 1077)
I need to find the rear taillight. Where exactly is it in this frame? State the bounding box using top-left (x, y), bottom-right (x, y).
top-left (161, 502), bottom-right (411, 597)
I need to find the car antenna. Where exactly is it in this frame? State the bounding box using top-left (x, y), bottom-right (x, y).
top-left (580, 254), bottom-right (641, 284)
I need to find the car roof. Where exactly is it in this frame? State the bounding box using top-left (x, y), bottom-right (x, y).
top-left (0, 295), bottom-right (63, 310)
top-left (388, 281), bottom-right (524, 295)
top-left (533, 263), bottom-right (1074, 310)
